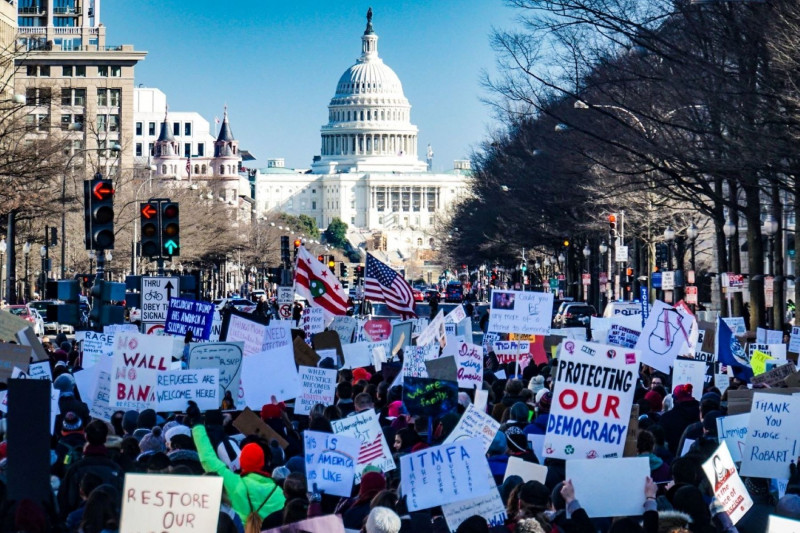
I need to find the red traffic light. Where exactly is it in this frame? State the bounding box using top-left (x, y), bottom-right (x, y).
top-left (317, 255), bottom-right (324, 262)
top-left (141, 204), bottom-right (157, 219)
top-left (163, 204), bottom-right (179, 218)
top-left (93, 181), bottom-right (114, 201)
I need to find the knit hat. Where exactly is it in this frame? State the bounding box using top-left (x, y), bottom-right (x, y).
top-left (500, 475), bottom-right (523, 505)
top-left (53, 373), bottom-right (75, 394)
top-left (365, 506), bottom-right (401, 533)
top-left (673, 384), bottom-right (694, 403)
top-left (60, 341), bottom-right (72, 353)
top-left (528, 375), bottom-right (545, 394)
top-left (358, 471), bottom-right (386, 503)
top-left (535, 388), bottom-right (549, 404)
top-left (537, 391), bottom-right (553, 414)
top-left (507, 432), bottom-right (528, 453)
top-left (702, 411), bottom-right (723, 436)
top-left (352, 367), bottom-right (372, 383)
top-left (138, 426), bottom-right (167, 455)
top-left (518, 481), bottom-right (550, 508)
top-left (272, 465), bottom-right (290, 482)
top-left (510, 402), bottom-right (529, 422)
top-left (216, 438), bottom-right (241, 471)
top-left (286, 455), bottom-right (305, 475)
top-left (239, 443), bottom-right (267, 475)
top-left (456, 515), bottom-right (489, 533)
top-left (122, 410), bottom-right (139, 435)
top-left (137, 409), bottom-right (157, 430)
top-left (488, 431), bottom-right (507, 456)
top-left (644, 390), bottom-right (664, 413)
top-left (62, 412), bottom-right (82, 432)
top-left (387, 400), bottom-right (405, 419)
top-left (164, 425), bottom-right (191, 447)
top-left (260, 403), bottom-right (283, 420)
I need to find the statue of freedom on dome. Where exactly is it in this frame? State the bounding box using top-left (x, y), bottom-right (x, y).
top-left (365, 7), bottom-right (374, 34)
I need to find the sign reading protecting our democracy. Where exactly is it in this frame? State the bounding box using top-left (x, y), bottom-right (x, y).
top-left (487, 290), bottom-right (554, 335)
top-left (634, 300), bottom-right (698, 374)
top-left (110, 332), bottom-right (173, 411)
top-left (702, 442), bottom-right (753, 525)
top-left (331, 410), bottom-right (395, 483)
top-left (543, 339), bottom-right (638, 460)
top-left (296, 366), bottom-right (337, 416)
top-left (81, 331), bottom-right (114, 368)
top-left (188, 342), bottom-right (245, 409)
top-left (164, 298), bottom-right (215, 340)
top-left (400, 438), bottom-right (492, 512)
top-left (444, 403), bottom-right (500, 453)
top-left (303, 430), bottom-right (360, 498)
top-left (120, 473), bottom-right (222, 533)
top-left (155, 369), bottom-right (219, 412)
top-left (740, 393), bottom-right (800, 479)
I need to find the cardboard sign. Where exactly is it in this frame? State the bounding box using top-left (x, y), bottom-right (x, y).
top-left (303, 430), bottom-right (360, 497)
top-left (751, 362), bottom-right (797, 387)
top-left (444, 404), bottom-right (500, 452)
top-left (292, 336), bottom-right (321, 367)
top-left (312, 330), bottom-right (344, 360)
top-left (671, 358), bottom-right (706, 401)
top-left (403, 376), bottom-right (459, 417)
top-left (0, 343), bottom-right (32, 382)
top-left (487, 290), bottom-right (553, 336)
top-left (328, 316), bottom-right (357, 345)
top-left (702, 442), bottom-right (753, 525)
top-left (241, 344), bottom-right (300, 405)
top-left (425, 356), bottom-right (458, 382)
top-left (331, 410), bottom-right (395, 483)
top-left (302, 307), bottom-right (325, 343)
top-left (740, 393), bottom-right (800, 479)
top-left (544, 340), bottom-right (638, 460)
top-left (716, 413), bottom-right (749, 464)
top-left (400, 438), bottom-right (492, 511)
top-left (296, 366), bottom-right (336, 416)
top-left (442, 488), bottom-right (506, 533)
top-left (391, 321), bottom-right (413, 355)
top-left (164, 298), bottom-right (215, 340)
top-left (417, 310), bottom-right (446, 348)
top-left (110, 332), bottom-right (172, 411)
top-left (635, 300), bottom-right (697, 374)
top-left (503, 456), bottom-right (547, 484)
top-left (0, 310), bottom-right (35, 345)
top-left (232, 407), bottom-right (288, 449)
top-left (16, 327), bottom-right (47, 362)
top-left (188, 342), bottom-right (244, 409)
top-left (155, 369), bottom-right (219, 411)
top-left (120, 473), bottom-right (222, 533)
top-left (446, 305), bottom-right (467, 324)
top-left (567, 457), bottom-right (649, 517)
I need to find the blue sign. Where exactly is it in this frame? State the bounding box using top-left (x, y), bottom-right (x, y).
top-left (640, 286), bottom-right (649, 328)
top-left (164, 298), bottom-right (215, 340)
top-left (651, 272), bottom-right (662, 289)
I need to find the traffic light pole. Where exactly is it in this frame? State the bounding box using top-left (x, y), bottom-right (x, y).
top-left (95, 250), bottom-right (105, 280)
top-left (157, 257), bottom-right (165, 276)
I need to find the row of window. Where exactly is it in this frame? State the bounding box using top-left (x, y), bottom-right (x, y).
top-left (25, 64), bottom-right (121, 77)
top-left (135, 122), bottom-right (192, 137)
top-left (135, 142), bottom-right (206, 158)
top-left (27, 87), bottom-right (121, 107)
top-left (328, 108), bottom-right (407, 122)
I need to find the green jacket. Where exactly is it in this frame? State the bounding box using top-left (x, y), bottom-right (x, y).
top-left (192, 425), bottom-right (286, 523)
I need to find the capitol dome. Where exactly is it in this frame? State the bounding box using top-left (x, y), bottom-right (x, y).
top-left (312, 9), bottom-right (427, 174)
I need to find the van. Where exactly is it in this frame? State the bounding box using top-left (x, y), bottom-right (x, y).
top-left (445, 282), bottom-right (463, 303)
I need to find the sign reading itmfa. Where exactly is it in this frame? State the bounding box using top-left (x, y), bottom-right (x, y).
top-left (140, 277), bottom-right (180, 322)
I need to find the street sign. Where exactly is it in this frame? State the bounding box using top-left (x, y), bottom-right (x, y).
top-left (279, 304), bottom-right (292, 319)
top-left (685, 286), bottom-right (698, 305)
top-left (599, 272), bottom-right (608, 284)
top-left (765, 276), bottom-right (774, 308)
top-left (581, 273), bottom-right (591, 286)
top-left (277, 286), bottom-right (293, 306)
top-left (140, 276), bottom-right (180, 323)
top-left (662, 271), bottom-right (675, 291)
top-left (144, 323), bottom-right (165, 335)
top-left (687, 270), bottom-right (695, 285)
top-left (725, 273), bottom-right (744, 293)
top-left (615, 245), bottom-right (628, 262)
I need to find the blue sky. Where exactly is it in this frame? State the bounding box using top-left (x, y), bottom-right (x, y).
top-left (103, 1), bottom-right (518, 170)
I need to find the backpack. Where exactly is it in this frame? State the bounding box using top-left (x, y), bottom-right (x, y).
top-left (244, 483), bottom-right (277, 533)
top-left (61, 441), bottom-right (84, 468)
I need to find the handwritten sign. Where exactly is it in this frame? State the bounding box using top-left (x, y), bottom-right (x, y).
top-left (400, 438), bottom-right (492, 511)
top-left (716, 413), bottom-right (749, 463)
top-left (544, 339), bottom-right (638, 460)
top-left (110, 332), bottom-right (172, 411)
top-left (402, 346), bottom-right (430, 378)
top-left (331, 410), bottom-right (395, 483)
top-left (155, 369), bottom-right (219, 411)
top-left (740, 392), bottom-right (800, 479)
top-left (341, 341), bottom-right (389, 369)
top-left (444, 404), bottom-right (500, 453)
top-left (302, 307), bottom-right (325, 344)
top-left (75, 358), bottom-right (115, 422)
top-left (445, 305), bottom-right (467, 324)
top-left (487, 290), bottom-right (553, 335)
top-left (361, 318), bottom-right (392, 342)
top-left (702, 442), bottom-right (752, 525)
top-left (492, 341), bottom-right (531, 366)
top-left (606, 324), bottom-right (641, 349)
top-left (81, 331), bottom-right (114, 368)
top-left (241, 344), bottom-right (299, 405)
top-left (120, 473), bottom-right (222, 533)
top-left (403, 377), bottom-right (458, 418)
top-left (188, 342), bottom-right (244, 409)
top-left (164, 298), bottom-right (215, 340)
top-left (722, 317), bottom-right (747, 337)
top-left (296, 366), bottom-right (336, 416)
top-left (442, 485), bottom-right (506, 532)
top-left (789, 327), bottom-right (800, 353)
top-left (751, 363), bottom-right (797, 387)
top-left (303, 430), bottom-right (360, 497)
top-left (672, 359), bottom-right (706, 401)
top-left (635, 300), bottom-right (697, 374)
top-left (329, 316), bottom-right (357, 345)
top-left (417, 310), bottom-right (446, 348)
top-left (567, 457), bottom-right (649, 517)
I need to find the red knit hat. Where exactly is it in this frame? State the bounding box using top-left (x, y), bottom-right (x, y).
top-left (357, 471), bottom-right (386, 502)
top-left (673, 384), bottom-right (694, 403)
top-left (239, 443), bottom-right (267, 475)
top-left (644, 390), bottom-right (664, 412)
top-left (352, 367), bottom-right (372, 383)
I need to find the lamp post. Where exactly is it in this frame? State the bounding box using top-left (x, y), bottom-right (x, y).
top-left (558, 252), bottom-right (566, 298)
top-left (0, 238), bottom-right (5, 303)
top-left (686, 223), bottom-right (699, 312)
top-left (39, 245), bottom-right (46, 298)
top-left (763, 214), bottom-right (778, 328)
top-left (23, 241), bottom-right (31, 303)
top-left (722, 219), bottom-right (736, 317)
top-left (599, 240), bottom-right (608, 310)
top-left (582, 243), bottom-right (591, 303)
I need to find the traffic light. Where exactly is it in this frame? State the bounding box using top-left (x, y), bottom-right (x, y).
top-left (280, 236), bottom-right (290, 264)
top-left (328, 255), bottom-right (335, 272)
top-left (89, 279), bottom-right (125, 328)
top-left (608, 214), bottom-right (617, 234)
top-left (655, 242), bottom-right (668, 267)
top-left (354, 265), bottom-right (364, 279)
top-left (293, 239), bottom-right (301, 259)
top-left (317, 254), bottom-right (325, 263)
top-left (161, 201), bottom-right (180, 256)
top-left (84, 174), bottom-right (115, 250)
top-left (47, 280), bottom-right (81, 326)
top-left (140, 201), bottom-right (160, 258)
top-left (340, 263), bottom-right (349, 278)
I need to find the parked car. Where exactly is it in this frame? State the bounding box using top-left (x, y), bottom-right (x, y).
top-left (29, 300), bottom-right (59, 334)
top-left (424, 289), bottom-right (440, 302)
top-left (557, 303), bottom-right (598, 328)
top-left (213, 298), bottom-right (258, 313)
top-left (444, 282), bottom-right (464, 303)
top-left (412, 289), bottom-right (424, 302)
top-left (7, 305), bottom-right (45, 336)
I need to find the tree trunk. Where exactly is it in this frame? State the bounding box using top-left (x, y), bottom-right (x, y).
top-left (772, 184), bottom-right (784, 330)
top-left (743, 182), bottom-right (764, 331)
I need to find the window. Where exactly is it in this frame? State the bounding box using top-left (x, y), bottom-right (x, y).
top-left (61, 88), bottom-right (85, 106)
top-left (148, 122), bottom-right (156, 136)
top-left (62, 65), bottom-right (73, 76)
top-left (108, 114), bottom-right (119, 132)
top-left (39, 65), bottom-right (49, 76)
top-left (184, 123), bottom-right (191, 136)
top-left (97, 114), bottom-right (107, 131)
top-left (162, 164), bottom-right (167, 174)
top-left (75, 65), bottom-right (85, 77)
top-left (26, 65), bottom-right (37, 76)
top-left (135, 143), bottom-right (142, 157)
top-left (197, 143), bottom-right (204, 156)
top-left (312, 201), bottom-right (317, 210)
top-left (60, 113), bottom-right (82, 130)
top-left (97, 65), bottom-right (108, 76)
top-left (312, 189), bottom-right (316, 194)
top-left (61, 114), bottom-right (72, 130)
top-left (97, 88), bottom-right (107, 106)
top-left (173, 122), bottom-right (179, 136)
top-left (417, 238), bottom-right (423, 246)
top-left (201, 164), bottom-right (206, 174)
top-left (109, 89), bottom-right (120, 107)
top-left (184, 143), bottom-right (191, 158)
top-left (351, 217), bottom-right (356, 224)
top-left (26, 87), bottom-right (50, 106)
top-left (135, 122), bottom-right (142, 136)
top-left (148, 142), bottom-right (154, 155)
top-left (110, 66), bottom-right (121, 77)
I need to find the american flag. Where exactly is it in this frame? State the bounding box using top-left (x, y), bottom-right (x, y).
top-left (294, 246), bottom-right (348, 319)
top-left (364, 253), bottom-right (416, 319)
top-left (358, 434), bottom-right (386, 464)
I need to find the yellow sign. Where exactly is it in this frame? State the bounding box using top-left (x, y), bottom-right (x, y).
top-left (751, 349), bottom-right (774, 376)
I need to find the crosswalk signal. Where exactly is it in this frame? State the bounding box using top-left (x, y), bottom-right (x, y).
top-left (161, 202), bottom-right (180, 256)
top-left (84, 174), bottom-right (115, 250)
top-left (140, 201), bottom-right (160, 258)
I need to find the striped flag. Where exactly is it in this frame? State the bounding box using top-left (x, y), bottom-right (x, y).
top-left (364, 253), bottom-right (417, 319)
top-left (358, 433), bottom-right (385, 464)
top-left (294, 246), bottom-right (348, 320)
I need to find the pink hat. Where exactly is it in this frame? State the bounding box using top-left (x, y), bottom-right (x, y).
top-left (387, 401), bottom-right (404, 419)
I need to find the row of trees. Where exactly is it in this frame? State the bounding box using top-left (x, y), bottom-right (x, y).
top-left (446, 0), bottom-right (800, 330)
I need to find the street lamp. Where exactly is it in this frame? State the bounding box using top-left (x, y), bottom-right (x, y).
top-left (582, 244), bottom-right (591, 303)
top-left (723, 218), bottom-right (736, 272)
top-left (23, 241), bottom-right (31, 302)
top-left (686, 223), bottom-right (699, 270)
top-left (663, 226), bottom-right (675, 271)
top-left (39, 245), bottom-right (46, 297)
top-left (0, 238), bottom-right (5, 302)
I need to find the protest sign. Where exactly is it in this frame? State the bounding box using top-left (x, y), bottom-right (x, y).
top-left (403, 376), bottom-right (459, 417)
top-left (442, 489), bottom-right (507, 533)
top-left (504, 456), bottom-right (547, 484)
top-left (110, 332), bottom-right (172, 411)
top-left (672, 358), bottom-right (706, 401)
top-left (446, 305), bottom-right (467, 324)
top-left (0, 343), bottom-right (31, 382)
top-left (328, 315), bottom-right (357, 344)
top-left (400, 438), bottom-right (492, 512)
top-left (768, 515), bottom-right (800, 532)
top-left (425, 356), bottom-right (458, 382)
top-left (391, 320), bottom-right (413, 355)
top-left (789, 327), bottom-right (800, 354)
top-left (417, 310), bottom-right (446, 348)
top-left (341, 340), bottom-right (389, 369)
top-left (311, 330), bottom-right (344, 361)
top-left (331, 410), bottom-right (394, 483)
top-left (292, 336), bottom-right (320, 368)
top-left (76, 358), bottom-right (115, 422)
top-left (715, 372), bottom-right (730, 395)
top-left (488, 290), bottom-right (553, 336)
top-left (402, 345), bottom-right (432, 378)
top-left (155, 369), bottom-right (219, 411)
top-left (0, 310), bottom-right (34, 345)
top-left (751, 362), bottom-right (797, 388)
top-left (296, 366), bottom-right (336, 416)
top-left (232, 407), bottom-right (288, 449)
top-left (241, 344), bottom-right (300, 405)
top-left (453, 341), bottom-right (483, 389)
top-left (474, 388), bottom-right (488, 413)
top-left (81, 331), bottom-right (114, 368)
top-left (702, 442), bottom-right (753, 525)
top-left (120, 473), bottom-right (222, 533)
top-left (635, 300), bottom-right (697, 374)
top-left (567, 457), bottom-right (649, 517)
top-left (740, 392), bottom-right (800, 479)
top-left (359, 318), bottom-right (392, 342)
top-left (606, 323), bottom-right (641, 349)
top-left (164, 298), bottom-right (215, 340)
top-left (757, 328), bottom-right (784, 345)
top-left (492, 341), bottom-right (531, 367)
top-left (263, 515), bottom-right (346, 533)
top-left (303, 430), bottom-right (360, 497)
top-left (188, 342), bottom-right (244, 408)
top-left (15, 327), bottom-right (47, 362)
top-left (716, 413), bottom-right (749, 463)
top-left (221, 312), bottom-right (270, 356)
top-left (302, 307), bottom-right (325, 343)
top-left (722, 317), bottom-right (747, 337)
top-left (750, 349), bottom-right (774, 375)
top-left (444, 404), bottom-right (499, 452)
top-left (544, 339), bottom-right (638, 460)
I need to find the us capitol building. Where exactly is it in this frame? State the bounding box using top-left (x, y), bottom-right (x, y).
top-left (151, 10), bottom-right (471, 273)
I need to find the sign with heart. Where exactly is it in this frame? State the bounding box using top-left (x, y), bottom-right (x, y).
top-left (363, 319), bottom-right (392, 342)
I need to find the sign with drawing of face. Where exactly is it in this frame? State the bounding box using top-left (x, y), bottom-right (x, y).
top-left (634, 300), bottom-right (698, 374)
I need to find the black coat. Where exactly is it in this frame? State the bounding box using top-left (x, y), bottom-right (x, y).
top-left (658, 399), bottom-right (700, 454)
